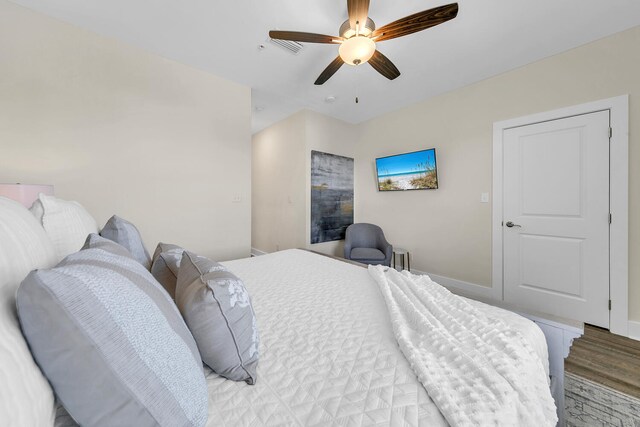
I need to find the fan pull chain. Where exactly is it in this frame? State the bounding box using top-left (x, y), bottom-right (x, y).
top-left (355, 63), bottom-right (360, 104)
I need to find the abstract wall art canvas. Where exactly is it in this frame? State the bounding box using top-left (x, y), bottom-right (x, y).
top-left (310, 150), bottom-right (354, 244)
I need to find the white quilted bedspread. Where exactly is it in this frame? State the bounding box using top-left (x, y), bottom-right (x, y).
top-left (204, 249), bottom-right (550, 426)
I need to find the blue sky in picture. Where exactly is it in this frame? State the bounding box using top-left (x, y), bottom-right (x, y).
top-left (376, 149), bottom-right (436, 177)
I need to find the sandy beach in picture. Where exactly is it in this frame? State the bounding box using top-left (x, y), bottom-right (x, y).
top-left (378, 172), bottom-right (428, 190)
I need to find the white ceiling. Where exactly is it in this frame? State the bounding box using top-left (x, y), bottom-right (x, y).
top-left (9, 0), bottom-right (640, 133)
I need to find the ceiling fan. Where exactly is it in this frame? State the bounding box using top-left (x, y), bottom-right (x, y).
top-left (269, 1), bottom-right (459, 85)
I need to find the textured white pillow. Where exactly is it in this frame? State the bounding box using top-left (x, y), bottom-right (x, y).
top-left (0, 197), bottom-right (58, 426)
top-left (30, 194), bottom-right (98, 260)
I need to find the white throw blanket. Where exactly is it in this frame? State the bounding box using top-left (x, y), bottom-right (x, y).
top-left (368, 266), bottom-right (558, 427)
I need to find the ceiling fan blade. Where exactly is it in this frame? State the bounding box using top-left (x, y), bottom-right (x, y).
top-left (369, 50), bottom-right (400, 80)
top-left (347, 0), bottom-right (370, 31)
top-left (372, 3), bottom-right (458, 42)
top-left (269, 30), bottom-right (340, 44)
top-left (314, 56), bottom-right (345, 85)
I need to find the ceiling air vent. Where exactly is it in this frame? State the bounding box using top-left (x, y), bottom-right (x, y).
top-left (269, 37), bottom-right (304, 55)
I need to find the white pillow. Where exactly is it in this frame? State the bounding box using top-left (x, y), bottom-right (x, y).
top-left (30, 194), bottom-right (98, 260)
top-left (0, 196), bottom-right (58, 426)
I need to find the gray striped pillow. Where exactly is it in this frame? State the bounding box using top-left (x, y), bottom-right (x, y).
top-left (17, 247), bottom-right (208, 427)
top-left (100, 215), bottom-right (151, 268)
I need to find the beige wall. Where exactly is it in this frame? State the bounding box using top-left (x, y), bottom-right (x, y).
top-left (355, 25), bottom-right (640, 320)
top-left (251, 110), bottom-right (357, 256)
top-left (0, 0), bottom-right (252, 260)
top-left (252, 111), bottom-right (306, 253)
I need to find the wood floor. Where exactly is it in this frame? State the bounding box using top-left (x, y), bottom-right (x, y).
top-left (565, 324), bottom-right (640, 399)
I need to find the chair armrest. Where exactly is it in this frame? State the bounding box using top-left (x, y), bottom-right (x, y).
top-left (377, 233), bottom-right (391, 253)
top-left (344, 238), bottom-right (352, 259)
top-left (376, 233), bottom-right (393, 266)
top-left (384, 243), bottom-right (393, 261)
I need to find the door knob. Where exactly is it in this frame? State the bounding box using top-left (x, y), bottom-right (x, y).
top-left (505, 221), bottom-right (521, 228)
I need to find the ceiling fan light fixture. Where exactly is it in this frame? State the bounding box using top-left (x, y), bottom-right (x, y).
top-left (339, 36), bottom-right (376, 66)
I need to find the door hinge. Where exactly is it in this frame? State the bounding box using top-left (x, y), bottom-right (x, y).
top-left (609, 300), bottom-right (612, 310)
top-left (609, 127), bottom-right (613, 139)
top-left (609, 213), bottom-right (612, 224)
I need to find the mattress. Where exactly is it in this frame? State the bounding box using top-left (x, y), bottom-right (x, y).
top-left (205, 249), bottom-right (549, 426)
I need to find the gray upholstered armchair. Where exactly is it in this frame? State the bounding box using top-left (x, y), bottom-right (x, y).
top-left (344, 223), bottom-right (393, 266)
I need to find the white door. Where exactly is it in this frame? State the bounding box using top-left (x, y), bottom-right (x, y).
top-left (502, 111), bottom-right (610, 327)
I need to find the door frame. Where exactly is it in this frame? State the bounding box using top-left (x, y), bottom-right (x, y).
top-left (492, 95), bottom-right (629, 336)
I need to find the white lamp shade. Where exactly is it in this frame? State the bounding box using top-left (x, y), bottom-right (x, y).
top-left (338, 36), bottom-right (376, 66)
top-left (0, 183), bottom-right (54, 208)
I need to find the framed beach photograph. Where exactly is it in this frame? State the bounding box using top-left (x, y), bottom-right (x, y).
top-left (375, 148), bottom-right (438, 191)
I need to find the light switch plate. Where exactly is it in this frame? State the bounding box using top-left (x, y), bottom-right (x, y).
top-left (481, 193), bottom-right (489, 203)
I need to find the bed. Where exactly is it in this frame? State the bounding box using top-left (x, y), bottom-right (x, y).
top-left (129, 248), bottom-right (547, 426)
top-left (208, 249), bottom-right (553, 426)
top-left (1, 196), bottom-right (556, 427)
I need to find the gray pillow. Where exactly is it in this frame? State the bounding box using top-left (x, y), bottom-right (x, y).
top-left (82, 233), bottom-right (137, 260)
top-left (151, 242), bottom-right (184, 299)
top-left (17, 247), bottom-right (208, 427)
top-left (176, 251), bottom-right (259, 384)
top-left (100, 215), bottom-right (151, 268)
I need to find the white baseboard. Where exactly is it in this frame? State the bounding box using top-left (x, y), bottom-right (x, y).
top-left (410, 268), bottom-right (497, 300)
top-left (628, 321), bottom-right (640, 341)
top-left (250, 247), bottom-right (268, 257)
